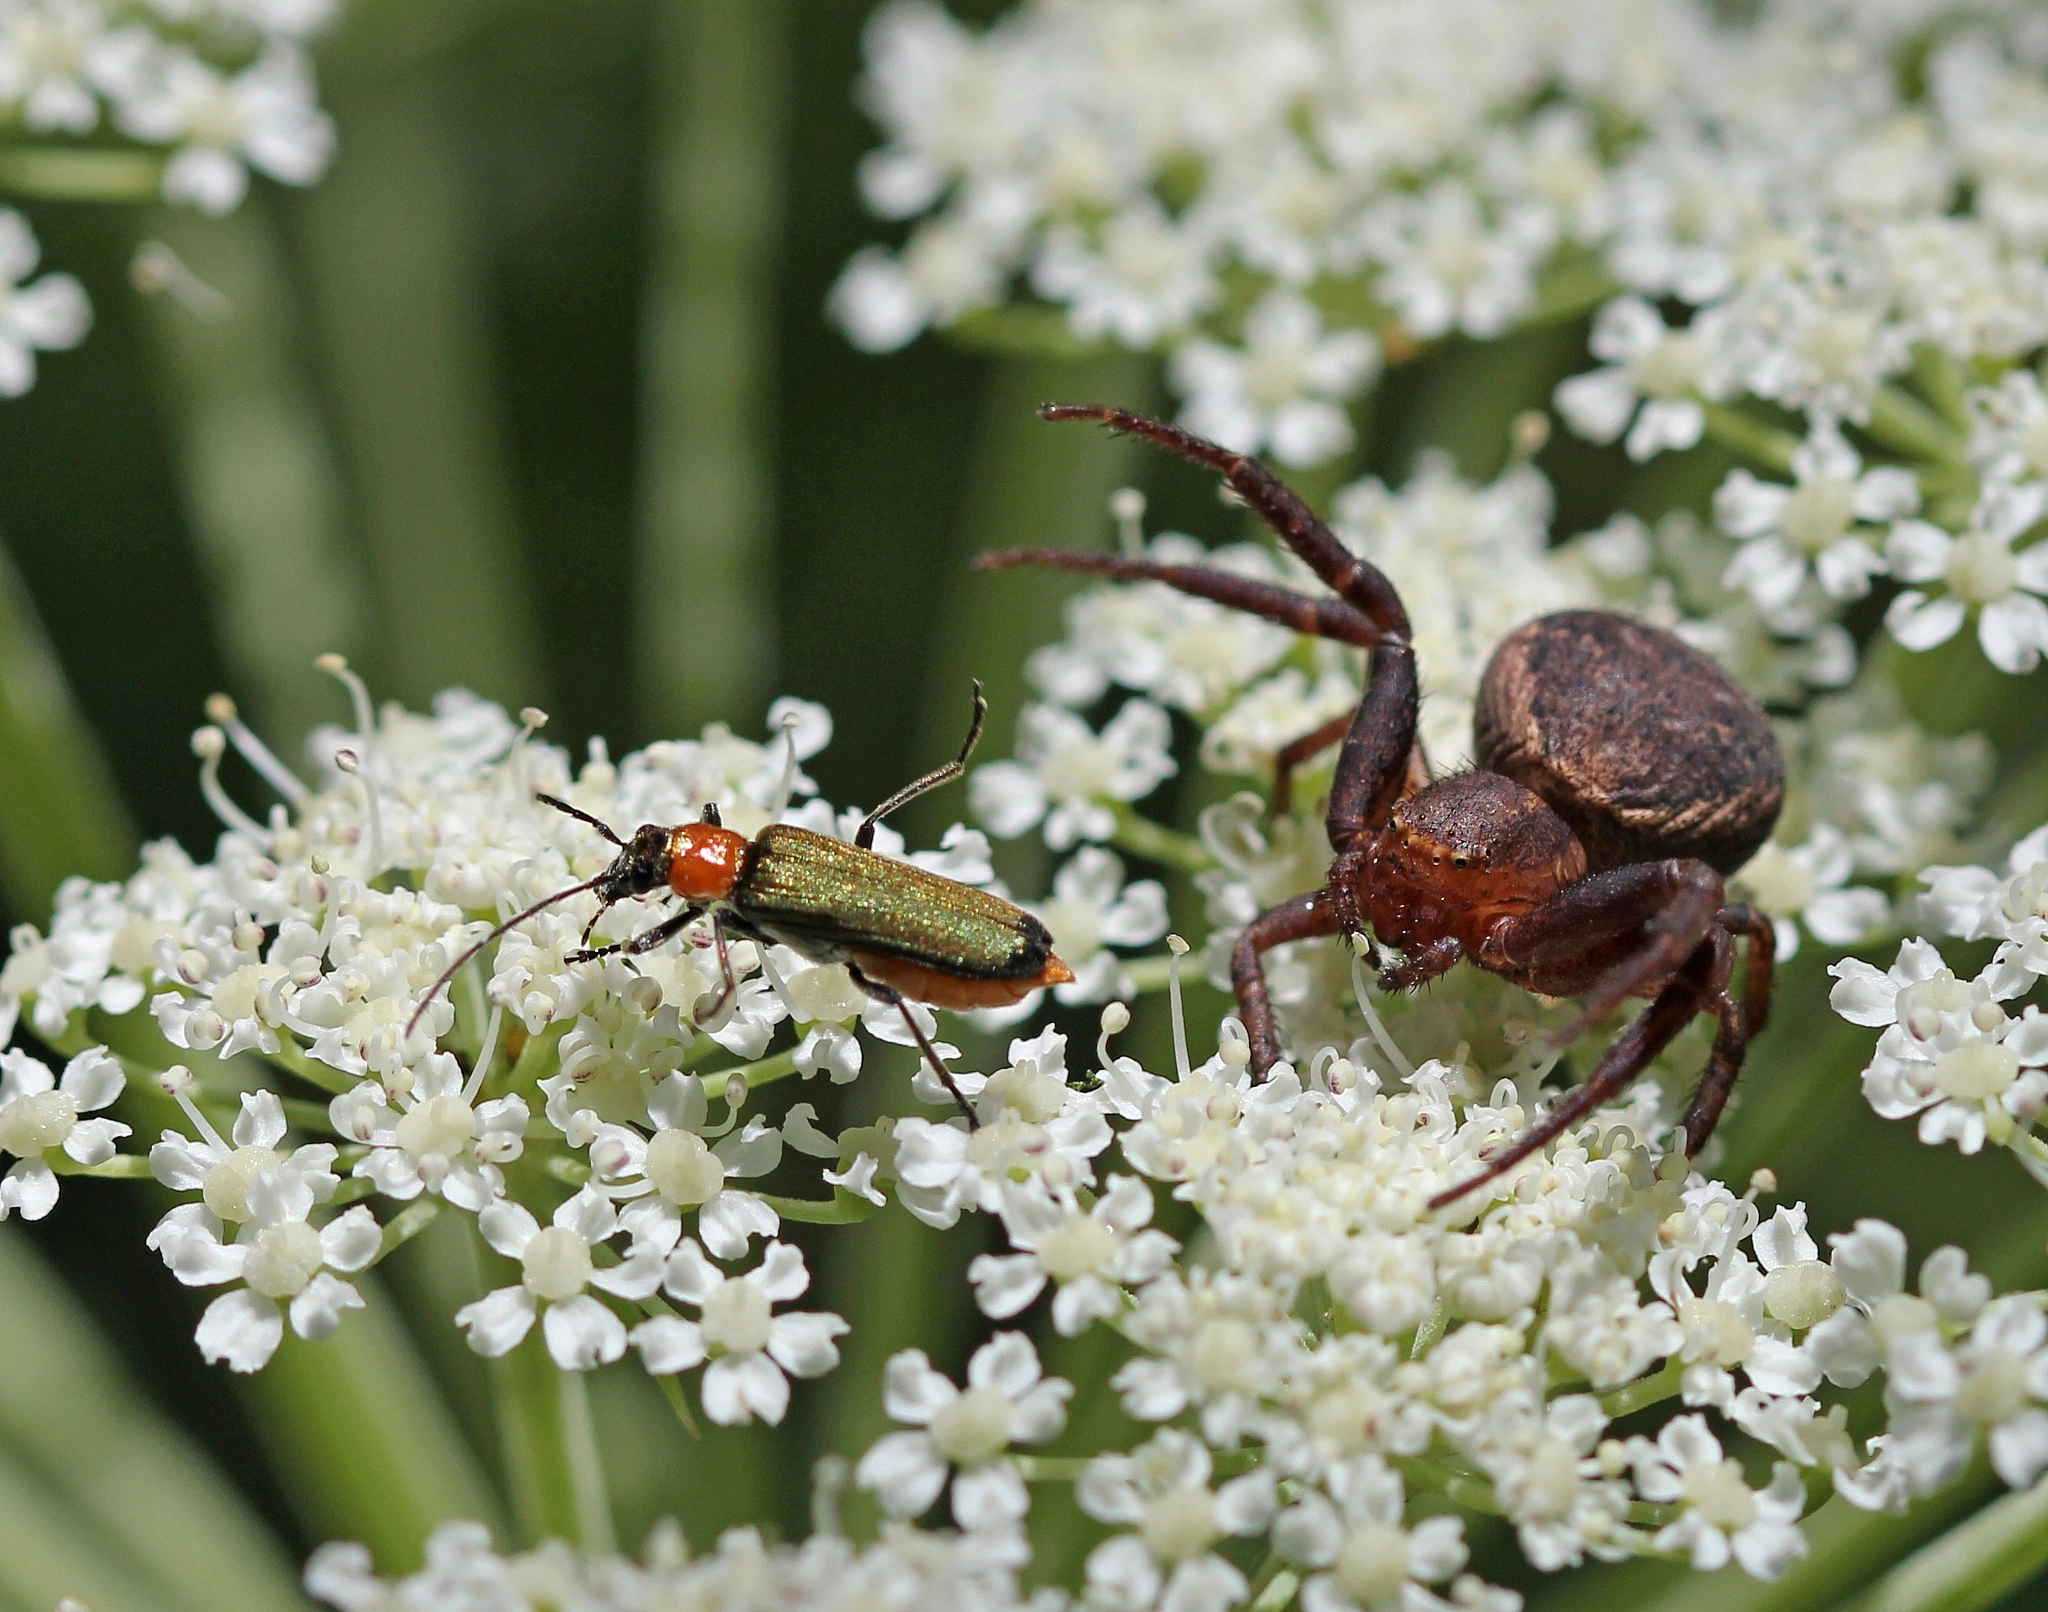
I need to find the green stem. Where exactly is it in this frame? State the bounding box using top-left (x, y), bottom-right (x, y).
top-left (0, 146), bottom-right (163, 201)
top-left (1112, 807), bottom-right (1215, 873)
top-left (1394, 1456), bottom-right (1506, 1515)
top-left (1014, 1455), bottom-right (1095, 1482)
top-left (702, 1045), bottom-right (801, 1101)
top-left (1529, 252), bottom-right (1619, 325)
top-left (634, 0), bottom-right (789, 735)
top-left (757, 1190), bottom-right (883, 1225)
top-left (557, 1366), bottom-right (617, 1557)
top-left (1699, 403), bottom-right (1801, 476)
top-left (46, 1152), bottom-right (154, 1178)
top-left (1866, 385), bottom-right (1968, 469)
top-left (492, 1319), bottom-right (581, 1548)
top-left (260, 1035), bottom-right (359, 1095)
top-left (1599, 1357), bottom-right (1684, 1418)
top-left (370, 1198), bottom-right (442, 1266)
top-left (1911, 343), bottom-right (1973, 436)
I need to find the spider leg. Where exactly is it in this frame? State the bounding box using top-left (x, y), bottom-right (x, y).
top-left (1379, 936), bottom-right (1463, 993)
top-left (1429, 937), bottom-right (1720, 1210)
top-left (1716, 901), bottom-right (1776, 1037)
top-left (569, 903), bottom-right (705, 964)
top-left (1231, 889), bottom-right (1345, 1073)
top-left (1271, 711), bottom-right (1353, 818)
top-left (846, 961), bottom-right (978, 1129)
top-left (976, 551), bottom-right (1385, 648)
top-left (1012, 408), bottom-right (1421, 854)
top-left (1675, 928), bottom-right (1747, 1152)
top-left (1484, 858), bottom-right (1724, 1052)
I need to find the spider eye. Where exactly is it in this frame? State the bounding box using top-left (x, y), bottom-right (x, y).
top-left (1451, 854), bottom-right (1469, 869)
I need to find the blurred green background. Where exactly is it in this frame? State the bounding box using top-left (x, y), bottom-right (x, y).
top-left (2, 3), bottom-right (2047, 1610)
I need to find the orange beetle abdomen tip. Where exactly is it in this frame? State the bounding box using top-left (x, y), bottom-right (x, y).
top-left (847, 950), bottom-right (1074, 1011)
top-left (667, 823), bottom-right (749, 902)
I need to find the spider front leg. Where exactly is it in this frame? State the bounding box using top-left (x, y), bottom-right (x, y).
top-left (1430, 930), bottom-right (1735, 1209)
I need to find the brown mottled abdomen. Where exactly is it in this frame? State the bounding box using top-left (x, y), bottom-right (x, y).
top-left (1473, 610), bottom-right (1782, 875)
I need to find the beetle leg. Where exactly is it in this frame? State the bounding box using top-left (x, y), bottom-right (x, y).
top-left (1231, 888), bottom-right (1345, 1074)
top-left (1483, 859), bottom-right (1723, 1052)
top-left (1378, 936), bottom-right (1463, 993)
top-left (1429, 937), bottom-right (1719, 1209)
top-left (846, 962), bottom-right (979, 1129)
top-left (568, 902), bottom-right (705, 964)
top-left (684, 916), bottom-right (742, 1027)
top-left (1716, 901), bottom-right (1776, 1037)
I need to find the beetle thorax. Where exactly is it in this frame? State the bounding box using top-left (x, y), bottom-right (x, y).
top-left (666, 822), bottom-right (748, 902)
top-left (1361, 772), bottom-right (1588, 952)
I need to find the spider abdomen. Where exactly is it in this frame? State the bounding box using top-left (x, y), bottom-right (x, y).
top-left (1473, 609), bottom-right (1783, 876)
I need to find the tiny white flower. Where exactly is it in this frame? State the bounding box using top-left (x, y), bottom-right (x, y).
top-left (0, 1045), bottom-right (127, 1220)
top-left (1171, 291), bottom-right (1379, 469)
top-left (454, 1187), bottom-right (672, 1371)
top-left (1886, 480), bottom-right (2048, 673)
top-left (855, 1333), bottom-right (1072, 1526)
top-left (630, 1238), bottom-right (847, 1424)
top-left (0, 208), bottom-right (88, 396)
top-left (1273, 1455), bottom-right (1476, 1612)
top-left (972, 700), bottom-right (1177, 849)
top-left (1717, 426), bottom-right (1916, 609)
top-left (970, 1174), bottom-right (1177, 1334)
top-left (1554, 296), bottom-right (1708, 461)
top-left (117, 45), bottom-right (336, 215)
top-left (330, 1051), bottom-right (527, 1211)
top-left (148, 1166), bottom-right (380, 1373)
top-left (1079, 1429), bottom-right (1276, 1612)
top-left (1628, 1416), bottom-right (1808, 1579)
top-left (1732, 825), bottom-right (1890, 960)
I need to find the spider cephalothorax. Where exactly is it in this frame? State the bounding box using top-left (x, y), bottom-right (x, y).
top-left (980, 405), bottom-right (1783, 1209)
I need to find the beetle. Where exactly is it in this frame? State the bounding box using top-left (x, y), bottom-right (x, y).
top-left (407, 686), bottom-right (1073, 1121)
top-left (979, 404), bottom-right (1781, 1207)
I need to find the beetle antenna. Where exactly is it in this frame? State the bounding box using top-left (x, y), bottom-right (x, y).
top-left (856, 681), bottom-right (987, 850)
top-left (536, 791), bottom-right (625, 847)
top-left (404, 875), bottom-right (606, 1043)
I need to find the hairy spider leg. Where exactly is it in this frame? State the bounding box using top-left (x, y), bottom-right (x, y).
top-left (1484, 858), bottom-right (1728, 1053)
top-left (1228, 890), bottom-right (1345, 1070)
top-left (984, 407), bottom-right (1429, 1074)
top-left (1675, 927), bottom-right (1749, 1151)
top-left (1429, 932), bottom-right (1732, 1209)
top-left (1379, 936), bottom-right (1464, 993)
top-left (846, 960), bottom-right (979, 1128)
top-left (1716, 901), bottom-right (1776, 1037)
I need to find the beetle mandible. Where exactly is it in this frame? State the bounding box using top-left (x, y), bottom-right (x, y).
top-left (407, 686), bottom-right (1074, 1122)
top-left (978, 405), bottom-right (1783, 1207)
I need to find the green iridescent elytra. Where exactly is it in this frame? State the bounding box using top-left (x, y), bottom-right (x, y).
top-left (731, 824), bottom-right (1054, 979)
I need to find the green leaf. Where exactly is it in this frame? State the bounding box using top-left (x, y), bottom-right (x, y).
top-left (0, 542), bottom-right (135, 918)
top-left (0, 1229), bottom-right (306, 1612)
top-left (635, 0), bottom-right (790, 737)
top-left (239, 1270), bottom-right (507, 1571)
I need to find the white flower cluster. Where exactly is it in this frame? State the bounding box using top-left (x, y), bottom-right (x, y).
top-left (839, 0), bottom-right (2048, 678)
top-left (1831, 822), bottom-right (2048, 1184)
top-left (0, 0), bottom-right (340, 393)
top-left (0, 670), bottom-right (1169, 1403)
top-left (306, 1514), bottom-right (1050, 1612)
